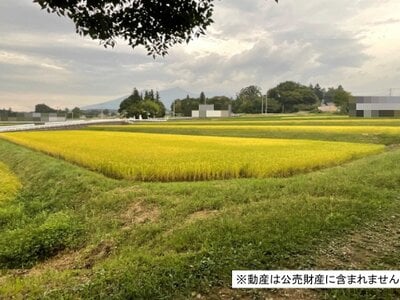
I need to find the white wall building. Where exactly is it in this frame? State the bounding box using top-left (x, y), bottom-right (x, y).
top-left (192, 104), bottom-right (231, 118)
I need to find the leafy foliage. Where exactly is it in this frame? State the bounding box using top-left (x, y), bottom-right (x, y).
top-left (34, 0), bottom-right (215, 56)
top-left (332, 85), bottom-right (352, 114)
top-left (71, 107), bottom-right (82, 119)
top-left (0, 212), bottom-right (83, 268)
top-left (309, 83), bottom-right (325, 102)
top-left (267, 81), bottom-right (319, 113)
top-left (232, 85), bottom-right (263, 114)
top-left (172, 95), bottom-right (232, 116)
top-left (119, 88), bottom-right (165, 118)
top-left (318, 85), bottom-right (352, 114)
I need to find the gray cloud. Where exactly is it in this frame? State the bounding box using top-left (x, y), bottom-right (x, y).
top-left (1, 0), bottom-right (400, 110)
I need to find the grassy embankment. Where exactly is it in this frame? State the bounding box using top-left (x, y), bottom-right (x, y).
top-left (0, 115), bottom-right (399, 299)
top-left (0, 162), bottom-right (21, 202)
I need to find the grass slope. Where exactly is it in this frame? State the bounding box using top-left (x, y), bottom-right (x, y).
top-left (0, 139), bottom-right (399, 299)
top-left (0, 162), bottom-right (20, 202)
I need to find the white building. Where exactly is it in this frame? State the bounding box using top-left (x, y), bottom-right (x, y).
top-left (192, 104), bottom-right (231, 118)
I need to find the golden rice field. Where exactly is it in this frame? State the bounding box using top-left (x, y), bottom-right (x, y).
top-left (0, 162), bottom-right (21, 202)
top-left (0, 131), bottom-right (384, 182)
top-left (115, 124), bottom-right (400, 135)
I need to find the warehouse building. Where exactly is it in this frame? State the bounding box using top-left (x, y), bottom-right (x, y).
top-left (349, 96), bottom-right (400, 117)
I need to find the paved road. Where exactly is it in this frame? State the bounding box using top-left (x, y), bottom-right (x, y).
top-left (0, 119), bottom-right (128, 133)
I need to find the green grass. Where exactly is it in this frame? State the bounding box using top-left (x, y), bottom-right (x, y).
top-left (1, 114), bottom-right (400, 299)
top-left (0, 135), bottom-right (400, 298)
top-left (0, 162), bottom-right (20, 203)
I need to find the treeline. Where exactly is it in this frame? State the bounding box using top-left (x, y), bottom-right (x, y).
top-left (1, 104), bottom-right (118, 120)
top-left (119, 88), bottom-right (166, 118)
top-left (318, 85), bottom-right (351, 113)
top-left (35, 104), bottom-right (86, 119)
top-left (171, 81), bottom-right (351, 116)
top-left (172, 94), bottom-right (232, 116)
top-left (0, 108), bottom-right (12, 117)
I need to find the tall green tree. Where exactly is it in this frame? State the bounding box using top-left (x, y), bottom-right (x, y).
top-left (142, 100), bottom-right (160, 118)
top-left (324, 87), bottom-right (337, 104)
top-left (171, 99), bottom-right (182, 116)
top-left (71, 107), bottom-right (81, 119)
top-left (333, 85), bottom-right (352, 114)
top-left (232, 85), bottom-right (263, 114)
top-left (267, 81), bottom-right (319, 113)
top-left (265, 98), bottom-right (281, 113)
top-left (309, 83), bottom-right (325, 102)
top-left (171, 95), bottom-right (232, 117)
top-left (322, 85), bottom-right (352, 113)
top-left (119, 88), bottom-right (165, 118)
top-left (207, 96), bottom-right (232, 110)
top-left (200, 92), bottom-right (206, 104)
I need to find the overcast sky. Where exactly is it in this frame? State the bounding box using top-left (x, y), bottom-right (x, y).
top-left (1, 0), bottom-right (400, 111)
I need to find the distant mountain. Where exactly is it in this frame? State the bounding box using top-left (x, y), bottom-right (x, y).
top-left (159, 87), bottom-right (197, 109)
top-left (81, 95), bottom-right (128, 110)
top-left (81, 87), bottom-right (198, 111)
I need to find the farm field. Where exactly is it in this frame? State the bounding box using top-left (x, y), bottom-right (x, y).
top-left (90, 123), bottom-right (400, 145)
top-left (130, 118), bottom-right (400, 126)
top-left (0, 131), bottom-right (383, 181)
top-left (0, 115), bottom-right (399, 299)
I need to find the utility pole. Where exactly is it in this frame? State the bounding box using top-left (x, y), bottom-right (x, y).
top-left (261, 95), bottom-right (264, 115)
top-left (389, 88), bottom-right (400, 96)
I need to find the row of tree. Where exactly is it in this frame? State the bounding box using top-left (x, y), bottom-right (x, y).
top-left (34, 104), bottom-right (84, 119)
top-left (34, 104), bottom-right (118, 119)
top-left (172, 95), bottom-right (232, 116)
top-left (169, 81), bottom-right (352, 116)
top-left (319, 85), bottom-right (352, 113)
top-left (119, 88), bottom-right (166, 118)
